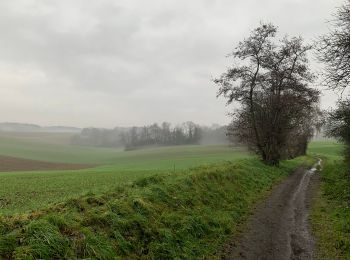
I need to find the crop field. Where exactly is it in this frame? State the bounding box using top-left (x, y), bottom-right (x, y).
top-left (0, 136), bottom-right (341, 258)
top-left (0, 135), bottom-right (246, 165)
top-left (0, 134), bottom-right (249, 214)
top-left (0, 156), bottom-right (311, 259)
top-left (0, 156), bottom-right (92, 172)
top-left (0, 138), bottom-right (341, 215)
top-left (307, 140), bottom-right (343, 159)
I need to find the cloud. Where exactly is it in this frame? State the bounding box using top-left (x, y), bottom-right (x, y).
top-left (0, 0), bottom-right (343, 127)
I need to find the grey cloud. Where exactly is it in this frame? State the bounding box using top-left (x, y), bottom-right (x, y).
top-left (0, 0), bottom-right (344, 127)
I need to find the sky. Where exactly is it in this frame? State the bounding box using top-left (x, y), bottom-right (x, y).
top-left (0, 0), bottom-right (344, 128)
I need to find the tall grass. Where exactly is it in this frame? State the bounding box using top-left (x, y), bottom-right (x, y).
top-left (0, 157), bottom-right (310, 259)
top-left (311, 159), bottom-right (350, 259)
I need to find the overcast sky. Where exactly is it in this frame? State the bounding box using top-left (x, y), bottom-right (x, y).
top-left (0, 0), bottom-right (344, 128)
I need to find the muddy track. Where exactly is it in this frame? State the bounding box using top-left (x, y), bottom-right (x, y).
top-left (222, 160), bottom-right (321, 260)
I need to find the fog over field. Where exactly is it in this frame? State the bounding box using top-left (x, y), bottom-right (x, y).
top-left (2, 1), bottom-right (350, 258)
top-left (0, 0), bottom-right (343, 128)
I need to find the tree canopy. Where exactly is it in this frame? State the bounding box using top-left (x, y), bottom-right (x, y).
top-left (318, 0), bottom-right (350, 91)
top-left (215, 23), bottom-right (319, 165)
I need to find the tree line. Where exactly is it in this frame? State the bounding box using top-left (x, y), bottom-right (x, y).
top-left (72, 122), bottom-right (229, 150)
top-left (121, 122), bottom-right (202, 150)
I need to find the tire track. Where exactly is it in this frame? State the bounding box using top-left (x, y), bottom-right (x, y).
top-left (222, 160), bottom-right (321, 260)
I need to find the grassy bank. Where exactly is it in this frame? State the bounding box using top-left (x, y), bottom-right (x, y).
top-left (309, 141), bottom-right (350, 259)
top-left (311, 159), bottom-right (350, 259)
top-left (0, 157), bottom-right (310, 259)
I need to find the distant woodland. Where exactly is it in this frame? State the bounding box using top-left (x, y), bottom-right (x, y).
top-left (71, 122), bottom-right (229, 150)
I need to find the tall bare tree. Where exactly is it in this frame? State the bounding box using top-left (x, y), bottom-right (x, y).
top-left (318, 0), bottom-right (350, 92)
top-left (215, 23), bottom-right (319, 165)
top-left (318, 1), bottom-right (350, 165)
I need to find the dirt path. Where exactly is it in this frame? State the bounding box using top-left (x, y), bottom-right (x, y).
top-left (222, 160), bottom-right (321, 260)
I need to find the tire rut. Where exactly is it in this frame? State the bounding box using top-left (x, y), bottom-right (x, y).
top-left (222, 160), bottom-right (321, 260)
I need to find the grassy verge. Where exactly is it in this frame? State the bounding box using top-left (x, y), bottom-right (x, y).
top-left (311, 159), bottom-right (350, 259)
top-left (0, 157), bottom-right (310, 259)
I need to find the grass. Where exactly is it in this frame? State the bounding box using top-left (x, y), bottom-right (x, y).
top-left (308, 140), bottom-right (350, 259)
top-left (0, 168), bottom-right (167, 215)
top-left (308, 140), bottom-right (343, 159)
top-left (0, 141), bottom-right (248, 214)
top-left (0, 135), bottom-right (247, 165)
top-left (0, 136), bottom-right (333, 258)
top-left (0, 156), bottom-right (312, 259)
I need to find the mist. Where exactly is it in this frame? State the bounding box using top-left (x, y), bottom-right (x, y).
top-left (0, 0), bottom-right (343, 128)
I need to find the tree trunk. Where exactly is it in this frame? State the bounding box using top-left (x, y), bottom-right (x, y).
top-left (265, 133), bottom-right (281, 166)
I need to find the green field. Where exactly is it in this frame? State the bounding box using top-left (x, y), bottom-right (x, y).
top-left (0, 136), bottom-right (345, 259)
top-left (0, 156), bottom-right (311, 259)
top-left (308, 140), bottom-right (343, 159)
top-left (0, 138), bottom-right (340, 215)
top-left (0, 135), bottom-right (247, 166)
top-left (0, 135), bottom-right (249, 214)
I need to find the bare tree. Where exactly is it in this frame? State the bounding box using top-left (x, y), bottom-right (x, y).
top-left (318, 0), bottom-right (350, 92)
top-left (215, 23), bottom-right (319, 165)
top-left (284, 106), bottom-right (324, 158)
top-left (325, 99), bottom-right (350, 171)
top-left (318, 1), bottom-right (350, 165)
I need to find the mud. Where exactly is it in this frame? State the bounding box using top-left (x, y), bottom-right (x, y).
top-left (222, 160), bottom-right (321, 260)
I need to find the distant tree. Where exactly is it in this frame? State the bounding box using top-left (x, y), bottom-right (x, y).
top-left (161, 122), bottom-right (171, 144)
top-left (284, 106), bottom-right (324, 158)
top-left (215, 23), bottom-right (319, 165)
top-left (192, 125), bottom-right (202, 144)
top-left (153, 123), bottom-right (163, 144)
top-left (172, 126), bottom-right (186, 144)
top-left (73, 122), bottom-right (222, 150)
top-left (183, 121), bottom-right (202, 144)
